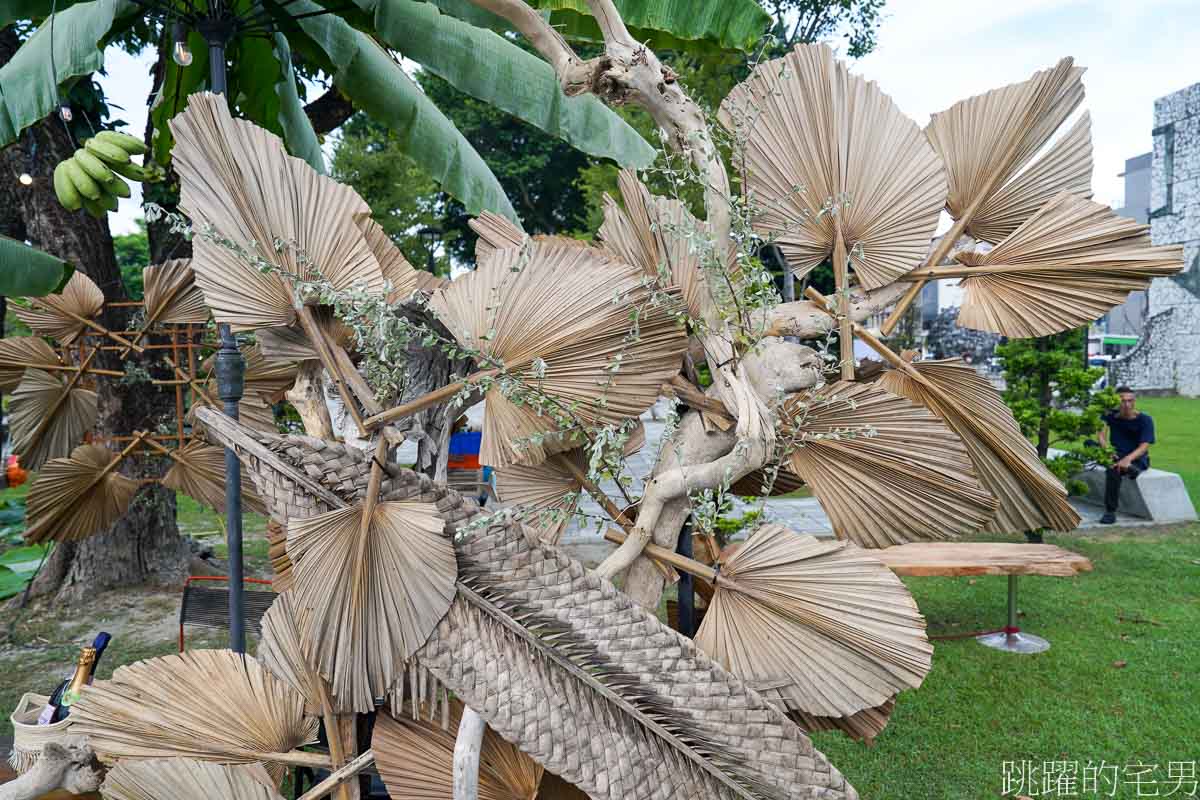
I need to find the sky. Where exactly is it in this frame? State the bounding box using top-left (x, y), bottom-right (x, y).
top-left (97, 0), bottom-right (1200, 236)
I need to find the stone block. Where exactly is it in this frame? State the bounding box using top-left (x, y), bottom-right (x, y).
top-left (1075, 466), bottom-right (1198, 523)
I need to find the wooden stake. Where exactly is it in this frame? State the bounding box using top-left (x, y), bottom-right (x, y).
top-left (604, 528), bottom-right (717, 582)
top-left (296, 750), bottom-right (376, 800)
top-left (364, 369), bottom-right (501, 431)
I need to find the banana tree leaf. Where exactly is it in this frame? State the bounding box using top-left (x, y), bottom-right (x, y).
top-left (0, 544), bottom-right (50, 573)
top-left (356, 0), bottom-right (654, 168)
top-left (0, 235), bottom-right (73, 296)
top-left (421, 0), bottom-right (517, 34)
top-left (271, 33), bottom-right (325, 173)
top-left (0, 0), bottom-right (136, 146)
top-left (286, 1), bottom-right (518, 222)
top-left (0, 566), bottom-right (31, 601)
top-left (0, 0), bottom-right (86, 27)
top-left (533, 0), bottom-right (770, 54)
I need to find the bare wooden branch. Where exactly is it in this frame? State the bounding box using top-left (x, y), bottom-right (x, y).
top-left (452, 707), bottom-right (487, 800)
top-left (0, 739), bottom-right (102, 800)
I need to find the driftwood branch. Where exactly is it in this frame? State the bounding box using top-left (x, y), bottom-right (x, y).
top-left (0, 739), bottom-right (103, 800)
top-left (452, 706), bottom-right (487, 800)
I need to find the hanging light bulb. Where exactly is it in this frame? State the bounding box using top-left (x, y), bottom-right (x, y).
top-left (58, 104), bottom-right (73, 123)
top-left (18, 173), bottom-right (33, 186)
top-left (172, 21), bottom-right (193, 67)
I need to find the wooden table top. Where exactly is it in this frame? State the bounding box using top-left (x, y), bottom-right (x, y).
top-left (872, 542), bottom-right (1093, 578)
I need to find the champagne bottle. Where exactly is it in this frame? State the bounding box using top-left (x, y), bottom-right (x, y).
top-left (39, 632), bottom-right (111, 724)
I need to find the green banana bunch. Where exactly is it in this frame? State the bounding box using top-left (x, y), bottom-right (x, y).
top-left (51, 130), bottom-right (164, 217)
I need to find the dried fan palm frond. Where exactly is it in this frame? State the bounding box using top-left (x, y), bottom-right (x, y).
top-left (719, 43), bottom-right (947, 290)
top-left (358, 217), bottom-right (446, 300)
top-left (201, 409), bottom-right (857, 800)
top-left (143, 259), bottom-right (209, 324)
top-left (493, 423), bottom-right (646, 545)
top-left (12, 271), bottom-right (104, 345)
top-left (23, 441), bottom-right (140, 544)
top-left (102, 758), bottom-right (284, 800)
top-left (536, 772), bottom-right (591, 799)
top-left (694, 524), bottom-right (930, 721)
top-left (730, 463), bottom-right (807, 497)
top-left (424, 239), bottom-right (687, 467)
top-left (287, 498), bottom-right (457, 712)
top-left (600, 169), bottom-right (735, 319)
top-left (789, 698), bottom-right (895, 744)
top-left (884, 57), bottom-right (1090, 333)
top-left (470, 210), bottom-right (525, 262)
top-left (70, 649), bottom-right (318, 783)
top-left (159, 439), bottom-right (268, 516)
top-left (266, 520), bottom-right (294, 592)
top-left (9, 367), bottom-right (98, 471)
top-left (374, 702), bottom-right (543, 800)
top-left (257, 590), bottom-right (324, 710)
top-left (911, 193), bottom-right (1184, 337)
top-left (172, 93), bottom-right (385, 331)
top-left (0, 337), bottom-right (61, 391)
top-left (781, 381), bottom-right (997, 547)
top-left (878, 358), bottom-right (1080, 533)
top-left (257, 307), bottom-right (354, 364)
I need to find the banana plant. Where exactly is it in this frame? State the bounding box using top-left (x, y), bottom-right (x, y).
top-left (0, 0), bottom-right (770, 223)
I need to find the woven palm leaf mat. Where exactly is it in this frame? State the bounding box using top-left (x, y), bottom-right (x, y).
top-left (194, 408), bottom-right (855, 800)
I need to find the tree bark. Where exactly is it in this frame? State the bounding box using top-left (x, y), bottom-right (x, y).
top-left (1, 27), bottom-right (189, 603)
top-left (452, 707), bottom-right (487, 800)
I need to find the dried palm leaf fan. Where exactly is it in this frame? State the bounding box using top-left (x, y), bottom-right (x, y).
top-left (470, 210), bottom-right (525, 262)
top-left (257, 306), bottom-right (354, 364)
top-left (200, 407), bottom-right (859, 800)
top-left (10, 270), bottom-right (142, 353)
top-left (369, 240), bottom-right (688, 468)
top-left (150, 438), bottom-right (268, 516)
top-left (266, 520), bottom-right (294, 591)
top-left (720, 43), bottom-right (948, 379)
top-left (373, 702), bottom-right (543, 800)
top-left (170, 93), bottom-right (386, 433)
top-left (22, 437), bottom-right (144, 545)
top-left (902, 193), bottom-right (1185, 337)
top-left (121, 259), bottom-right (209, 355)
top-left (877, 358), bottom-right (1079, 533)
top-left (883, 58), bottom-right (1091, 334)
top-left (780, 381), bottom-right (997, 547)
top-left (102, 759), bottom-right (284, 800)
top-left (286, 435), bottom-right (457, 712)
top-left (604, 523), bottom-right (931, 723)
top-left (188, 389), bottom-right (278, 435)
top-left (599, 169), bottom-right (735, 319)
top-left (0, 336), bottom-right (120, 390)
top-left (807, 287), bottom-right (1080, 533)
top-left (8, 364), bottom-right (99, 471)
top-left (789, 698), bottom-right (895, 744)
top-left (493, 423), bottom-right (646, 545)
top-left (70, 649), bottom-right (320, 782)
top-left (358, 216), bottom-right (447, 300)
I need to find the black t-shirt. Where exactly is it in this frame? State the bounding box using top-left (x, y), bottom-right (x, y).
top-left (1104, 412), bottom-right (1155, 470)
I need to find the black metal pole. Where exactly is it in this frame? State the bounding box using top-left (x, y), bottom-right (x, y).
top-left (676, 518), bottom-right (695, 638)
top-left (205, 23), bottom-right (247, 655)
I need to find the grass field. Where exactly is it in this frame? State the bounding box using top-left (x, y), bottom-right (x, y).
top-left (811, 526), bottom-right (1200, 799)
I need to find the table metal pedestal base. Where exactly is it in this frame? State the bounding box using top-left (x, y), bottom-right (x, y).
top-left (975, 575), bottom-right (1050, 654)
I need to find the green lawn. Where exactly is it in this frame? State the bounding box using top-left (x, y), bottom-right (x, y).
top-left (811, 527), bottom-right (1200, 799)
top-left (1132, 396), bottom-right (1199, 504)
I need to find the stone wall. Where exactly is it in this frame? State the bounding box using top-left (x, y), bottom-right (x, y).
top-left (1109, 82), bottom-right (1200, 396)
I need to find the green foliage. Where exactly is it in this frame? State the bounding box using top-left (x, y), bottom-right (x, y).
top-left (997, 329), bottom-right (1116, 492)
top-left (113, 219), bottom-right (149, 299)
top-left (712, 508), bottom-right (762, 546)
top-left (761, 0), bottom-right (885, 58)
top-left (0, 235), bottom-right (73, 297)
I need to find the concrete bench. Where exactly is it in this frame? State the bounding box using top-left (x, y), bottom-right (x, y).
top-left (1074, 466), bottom-right (1197, 523)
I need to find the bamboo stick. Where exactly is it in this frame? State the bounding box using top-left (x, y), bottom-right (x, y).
top-left (363, 369), bottom-right (501, 431)
top-left (252, 751), bottom-right (334, 769)
top-left (30, 363), bottom-right (123, 378)
top-left (120, 273), bottom-right (191, 357)
top-left (604, 528), bottom-right (717, 582)
top-left (663, 374), bottom-right (734, 427)
top-left (317, 677), bottom-right (355, 800)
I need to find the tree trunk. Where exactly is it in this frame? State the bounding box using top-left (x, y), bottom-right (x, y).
top-left (1, 27), bottom-right (189, 603)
